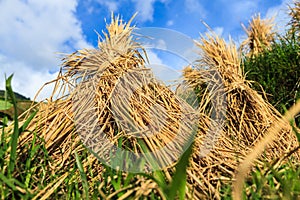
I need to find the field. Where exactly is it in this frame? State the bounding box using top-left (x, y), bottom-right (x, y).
top-left (0, 2), bottom-right (300, 200)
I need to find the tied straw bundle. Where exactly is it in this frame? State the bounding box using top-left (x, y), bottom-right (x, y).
top-left (288, 1), bottom-right (300, 38)
top-left (5, 12), bottom-right (299, 199)
top-left (183, 28), bottom-right (299, 199)
top-left (11, 14), bottom-right (208, 199)
top-left (240, 14), bottom-right (275, 56)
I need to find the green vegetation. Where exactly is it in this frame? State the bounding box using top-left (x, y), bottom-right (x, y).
top-left (0, 89), bottom-right (30, 101)
top-left (0, 89), bottom-right (34, 123)
top-left (221, 125), bottom-right (300, 199)
top-left (0, 100), bottom-right (12, 111)
top-left (243, 34), bottom-right (300, 120)
top-left (221, 160), bottom-right (300, 199)
top-left (0, 75), bottom-right (38, 199)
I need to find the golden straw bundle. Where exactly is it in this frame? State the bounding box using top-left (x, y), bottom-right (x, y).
top-left (13, 15), bottom-right (205, 199)
top-left (184, 32), bottom-right (299, 199)
top-left (288, 1), bottom-right (300, 38)
top-left (7, 13), bottom-right (299, 199)
top-left (240, 14), bottom-right (275, 56)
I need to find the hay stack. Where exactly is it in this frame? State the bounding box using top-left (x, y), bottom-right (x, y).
top-left (240, 14), bottom-right (275, 56)
top-left (14, 15), bottom-right (206, 198)
top-left (184, 33), bottom-right (300, 199)
top-left (11, 14), bottom-right (299, 199)
top-left (64, 16), bottom-right (201, 172)
top-left (288, 1), bottom-right (300, 38)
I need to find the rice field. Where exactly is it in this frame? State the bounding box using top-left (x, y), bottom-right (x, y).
top-left (0, 2), bottom-right (299, 200)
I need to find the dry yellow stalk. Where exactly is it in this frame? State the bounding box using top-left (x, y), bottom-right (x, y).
top-left (288, 1), bottom-right (300, 38)
top-left (184, 31), bottom-right (299, 199)
top-left (232, 100), bottom-right (300, 200)
top-left (240, 14), bottom-right (275, 56)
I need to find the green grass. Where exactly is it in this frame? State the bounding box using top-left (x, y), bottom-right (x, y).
top-left (220, 160), bottom-right (300, 200)
top-left (0, 75), bottom-right (39, 199)
top-left (243, 33), bottom-right (300, 124)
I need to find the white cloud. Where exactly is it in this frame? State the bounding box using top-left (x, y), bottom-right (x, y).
top-left (96, 0), bottom-right (119, 12)
top-left (146, 50), bottom-right (164, 65)
top-left (213, 27), bottom-right (224, 36)
top-left (0, 55), bottom-right (58, 100)
top-left (132, 0), bottom-right (167, 22)
top-left (0, 0), bottom-right (92, 101)
top-left (266, 0), bottom-right (293, 35)
top-left (166, 20), bottom-right (174, 26)
top-left (184, 0), bottom-right (207, 18)
top-left (156, 39), bottom-right (167, 50)
top-left (144, 50), bottom-right (181, 86)
top-left (132, 0), bottom-right (155, 22)
top-left (231, 1), bottom-right (258, 20)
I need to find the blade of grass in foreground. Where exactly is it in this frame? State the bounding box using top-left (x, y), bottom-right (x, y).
top-left (0, 172), bottom-right (18, 192)
top-left (0, 171), bottom-right (27, 194)
top-left (24, 130), bottom-right (40, 188)
top-left (19, 110), bottom-right (37, 134)
top-left (166, 142), bottom-right (194, 200)
top-left (137, 139), bottom-right (167, 187)
top-left (6, 75), bottom-right (19, 177)
top-left (137, 137), bottom-right (194, 200)
top-left (1, 116), bottom-right (8, 152)
top-left (75, 151), bottom-right (89, 199)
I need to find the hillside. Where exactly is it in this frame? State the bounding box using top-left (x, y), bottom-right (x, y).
top-left (0, 90), bottom-right (34, 121)
top-left (0, 89), bottom-right (30, 101)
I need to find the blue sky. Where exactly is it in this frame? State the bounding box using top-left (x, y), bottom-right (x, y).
top-left (0, 0), bottom-right (293, 100)
top-left (78, 0), bottom-right (283, 44)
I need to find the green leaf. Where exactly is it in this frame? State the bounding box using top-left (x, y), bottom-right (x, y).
top-left (137, 138), bottom-right (167, 187)
top-left (0, 172), bottom-right (18, 191)
top-left (6, 75), bottom-right (20, 177)
top-left (19, 110), bottom-right (37, 133)
top-left (75, 151), bottom-right (89, 199)
top-left (167, 143), bottom-right (194, 200)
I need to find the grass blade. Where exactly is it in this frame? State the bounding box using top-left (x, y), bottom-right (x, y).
top-left (167, 143), bottom-right (194, 200)
top-left (75, 151), bottom-right (89, 199)
top-left (19, 110), bottom-right (37, 134)
top-left (6, 75), bottom-right (19, 177)
top-left (0, 172), bottom-right (18, 192)
top-left (137, 139), bottom-right (167, 188)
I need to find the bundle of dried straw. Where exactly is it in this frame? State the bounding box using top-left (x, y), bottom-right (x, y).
top-left (183, 32), bottom-right (299, 199)
top-left (8, 13), bottom-right (299, 199)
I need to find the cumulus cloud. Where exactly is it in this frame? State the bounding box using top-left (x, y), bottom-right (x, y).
top-left (145, 50), bottom-right (181, 86)
top-left (131, 0), bottom-right (167, 22)
top-left (0, 55), bottom-right (59, 100)
top-left (95, 0), bottom-right (119, 12)
top-left (166, 20), bottom-right (174, 26)
top-left (131, 0), bottom-right (155, 22)
top-left (266, 0), bottom-right (293, 35)
top-left (184, 0), bottom-right (207, 18)
top-left (0, 0), bottom-right (92, 100)
top-left (146, 50), bottom-right (164, 65)
top-left (213, 27), bottom-right (224, 36)
top-left (231, 1), bottom-right (258, 20)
